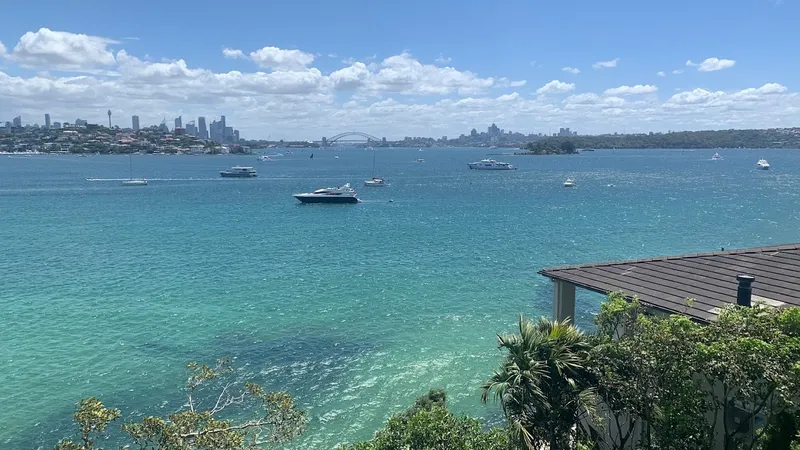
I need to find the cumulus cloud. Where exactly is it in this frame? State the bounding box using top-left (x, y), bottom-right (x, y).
top-left (536, 80), bottom-right (575, 95)
top-left (329, 62), bottom-right (370, 90)
top-left (222, 48), bottom-right (246, 59)
top-left (592, 58), bottom-right (619, 69)
top-left (686, 57), bottom-right (736, 72)
top-left (672, 69), bottom-right (683, 75)
top-left (562, 67), bottom-right (580, 74)
top-left (604, 84), bottom-right (658, 96)
top-left (657, 71), bottom-right (666, 77)
top-left (5, 28), bottom-right (118, 71)
top-left (367, 52), bottom-right (495, 95)
top-left (0, 41), bottom-right (6, 56)
top-left (249, 46), bottom-right (315, 71)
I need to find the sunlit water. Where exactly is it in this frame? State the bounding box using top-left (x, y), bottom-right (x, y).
top-left (2, 148), bottom-right (799, 448)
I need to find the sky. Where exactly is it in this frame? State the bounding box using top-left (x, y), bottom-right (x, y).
top-left (1, 0), bottom-right (799, 140)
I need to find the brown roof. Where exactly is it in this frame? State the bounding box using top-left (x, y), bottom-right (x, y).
top-left (538, 243), bottom-right (800, 323)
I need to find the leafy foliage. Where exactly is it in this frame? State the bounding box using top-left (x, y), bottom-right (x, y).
top-left (482, 315), bottom-right (595, 450)
top-left (55, 358), bottom-right (307, 450)
top-left (341, 390), bottom-right (511, 450)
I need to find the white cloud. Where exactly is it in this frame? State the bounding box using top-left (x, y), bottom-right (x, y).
top-left (222, 48), bottom-right (246, 59)
top-left (0, 41), bottom-right (6, 56)
top-left (563, 93), bottom-right (602, 104)
top-left (367, 52), bottom-right (495, 95)
top-left (536, 80), bottom-right (575, 95)
top-left (327, 53), bottom-right (337, 58)
top-left (435, 54), bottom-right (452, 64)
top-left (562, 67), bottom-right (580, 74)
top-left (604, 84), bottom-right (658, 96)
top-left (592, 58), bottom-right (619, 69)
top-left (329, 62), bottom-right (370, 90)
top-left (672, 69), bottom-right (684, 75)
top-left (657, 71), bottom-right (666, 77)
top-left (686, 57), bottom-right (736, 72)
top-left (5, 28), bottom-right (118, 71)
top-left (509, 80), bottom-right (527, 87)
top-left (249, 46), bottom-right (315, 71)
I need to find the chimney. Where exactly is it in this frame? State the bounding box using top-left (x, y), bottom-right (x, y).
top-left (736, 275), bottom-right (755, 307)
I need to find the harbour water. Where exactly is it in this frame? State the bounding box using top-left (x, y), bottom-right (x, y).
top-left (2, 147), bottom-right (799, 448)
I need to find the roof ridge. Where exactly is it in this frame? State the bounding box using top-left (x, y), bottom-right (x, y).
top-left (539, 243), bottom-right (800, 273)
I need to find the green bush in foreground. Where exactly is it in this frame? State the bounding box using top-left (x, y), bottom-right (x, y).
top-left (341, 389), bottom-right (511, 450)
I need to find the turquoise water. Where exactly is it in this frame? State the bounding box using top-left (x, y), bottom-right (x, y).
top-left (2, 148), bottom-right (799, 448)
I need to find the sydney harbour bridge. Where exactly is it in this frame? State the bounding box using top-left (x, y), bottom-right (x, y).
top-left (317, 131), bottom-right (386, 146)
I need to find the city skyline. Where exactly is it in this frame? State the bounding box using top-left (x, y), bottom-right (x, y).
top-left (1, 0), bottom-right (799, 140)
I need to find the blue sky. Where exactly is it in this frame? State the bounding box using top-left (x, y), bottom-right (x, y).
top-left (1, 0), bottom-right (798, 139)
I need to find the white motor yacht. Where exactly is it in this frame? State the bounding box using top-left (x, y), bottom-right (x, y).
top-left (364, 177), bottom-right (387, 187)
top-left (468, 159), bottom-right (516, 170)
top-left (294, 183), bottom-right (360, 203)
top-left (564, 178), bottom-right (576, 188)
top-left (712, 152), bottom-right (722, 160)
top-left (220, 166), bottom-right (257, 177)
top-left (757, 159), bottom-right (770, 170)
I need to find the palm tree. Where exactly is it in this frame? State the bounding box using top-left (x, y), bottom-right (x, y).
top-left (482, 315), bottom-right (596, 450)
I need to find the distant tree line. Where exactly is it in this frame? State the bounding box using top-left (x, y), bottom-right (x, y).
top-left (522, 128), bottom-right (800, 154)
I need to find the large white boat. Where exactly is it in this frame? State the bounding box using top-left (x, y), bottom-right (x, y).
top-left (564, 178), bottom-right (576, 188)
top-left (712, 152), bottom-right (722, 160)
top-left (468, 159), bottom-right (516, 170)
top-left (757, 159), bottom-right (770, 170)
top-left (220, 166), bottom-right (257, 177)
top-left (294, 184), bottom-right (360, 204)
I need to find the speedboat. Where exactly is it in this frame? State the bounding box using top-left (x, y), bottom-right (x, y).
top-left (294, 183), bottom-right (360, 203)
top-left (564, 178), bottom-right (576, 188)
top-left (415, 158), bottom-right (425, 163)
top-left (220, 166), bottom-right (257, 177)
top-left (258, 155), bottom-right (272, 161)
top-left (757, 159), bottom-right (770, 170)
top-left (712, 152), bottom-right (722, 160)
top-left (468, 159), bottom-right (516, 170)
top-left (122, 179), bottom-right (148, 186)
top-left (364, 177), bottom-right (387, 187)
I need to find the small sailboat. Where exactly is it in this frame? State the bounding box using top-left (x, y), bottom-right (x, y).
top-left (364, 150), bottom-right (387, 187)
top-left (122, 154), bottom-right (147, 186)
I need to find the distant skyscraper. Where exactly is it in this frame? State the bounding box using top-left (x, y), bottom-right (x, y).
top-left (174, 116), bottom-right (182, 129)
top-left (4, 121), bottom-right (11, 129)
top-left (470, 128), bottom-right (478, 137)
top-left (224, 126), bottom-right (233, 142)
top-left (185, 121), bottom-right (197, 137)
top-left (45, 114), bottom-right (51, 129)
top-left (132, 115), bottom-right (140, 131)
top-left (53, 122), bottom-right (61, 129)
top-left (197, 116), bottom-right (208, 139)
top-left (75, 118), bottom-right (87, 126)
top-left (233, 130), bottom-right (240, 142)
top-left (488, 123), bottom-right (499, 137)
top-left (13, 116), bottom-right (22, 127)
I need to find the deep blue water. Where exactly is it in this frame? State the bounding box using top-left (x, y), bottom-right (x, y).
top-left (1, 147), bottom-right (799, 448)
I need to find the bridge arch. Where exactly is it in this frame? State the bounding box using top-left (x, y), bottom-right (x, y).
top-left (327, 132), bottom-right (381, 143)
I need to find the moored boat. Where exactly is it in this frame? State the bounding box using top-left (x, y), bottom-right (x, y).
top-left (468, 159), bottom-right (516, 170)
top-left (757, 159), bottom-right (770, 170)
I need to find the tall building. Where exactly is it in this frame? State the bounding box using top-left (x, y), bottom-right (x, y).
top-left (224, 126), bottom-right (233, 142)
top-left (209, 119), bottom-right (223, 143)
top-left (558, 127), bottom-right (573, 137)
top-left (75, 118), bottom-right (88, 126)
top-left (197, 116), bottom-right (208, 139)
top-left (45, 114), bottom-right (51, 129)
top-left (233, 130), bottom-right (240, 142)
top-left (488, 123), bottom-right (500, 137)
top-left (132, 115), bottom-right (140, 131)
top-left (107, 110), bottom-right (112, 128)
top-left (13, 116), bottom-right (22, 127)
top-left (470, 128), bottom-right (478, 137)
top-left (174, 116), bottom-right (182, 129)
top-left (53, 122), bottom-right (61, 129)
top-left (185, 121), bottom-right (197, 137)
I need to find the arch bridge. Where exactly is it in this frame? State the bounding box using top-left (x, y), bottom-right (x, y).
top-left (326, 132), bottom-right (381, 143)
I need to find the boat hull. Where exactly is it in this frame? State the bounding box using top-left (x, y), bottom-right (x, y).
top-left (294, 195), bottom-right (359, 204)
top-left (468, 164), bottom-right (516, 170)
top-left (220, 172), bottom-right (257, 178)
top-left (122, 180), bottom-right (148, 186)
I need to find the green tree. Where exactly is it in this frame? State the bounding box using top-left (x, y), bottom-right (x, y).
top-left (56, 358), bottom-right (307, 450)
top-left (589, 294), bottom-right (712, 450)
top-left (482, 315), bottom-right (595, 450)
top-left (560, 140), bottom-right (577, 154)
top-left (341, 390), bottom-right (510, 450)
